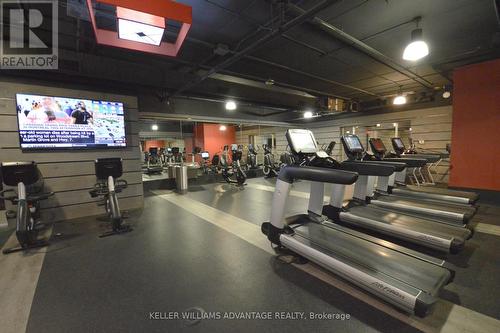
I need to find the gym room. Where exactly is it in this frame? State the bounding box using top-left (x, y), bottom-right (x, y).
top-left (0, 1), bottom-right (499, 332)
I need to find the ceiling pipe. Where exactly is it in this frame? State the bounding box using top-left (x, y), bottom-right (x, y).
top-left (244, 55), bottom-right (379, 97)
top-left (169, 0), bottom-right (342, 98)
top-left (287, 4), bottom-right (435, 90)
top-left (182, 35), bottom-right (372, 98)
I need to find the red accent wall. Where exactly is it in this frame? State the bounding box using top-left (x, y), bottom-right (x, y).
top-left (144, 140), bottom-right (165, 151)
top-left (449, 59), bottom-right (500, 191)
top-left (193, 124), bottom-right (236, 158)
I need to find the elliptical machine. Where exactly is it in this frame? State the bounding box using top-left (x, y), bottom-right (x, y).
top-left (200, 151), bottom-right (212, 174)
top-left (279, 145), bottom-right (296, 168)
top-left (219, 145), bottom-right (246, 186)
top-left (245, 144), bottom-right (260, 170)
top-left (324, 141), bottom-right (336, 156)
top-left (145, 147), bottom-right (163, 175)
top-left (262, 144), bottom-right (281, 177)
top-left (0, 162), bottom-right (54, 254)
top-left (89, 158), bottom-right (132, 237)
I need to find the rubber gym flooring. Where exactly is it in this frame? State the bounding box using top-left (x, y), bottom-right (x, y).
top-left (5, 177), bottom-right (500, 332)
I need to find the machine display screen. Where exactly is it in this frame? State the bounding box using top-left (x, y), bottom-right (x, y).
top-left (201, 152), bottom-right (209, 159)
top-left (393, 138), bottom-right (405, 149)
top-left (288, 129), bottom-right (317, 153)
top-left (344, 135), bottom-right (363, 151)
top-left (370, 138), bottom-right (386, 152)
top-left (16, 93), bottom-right (126, 150)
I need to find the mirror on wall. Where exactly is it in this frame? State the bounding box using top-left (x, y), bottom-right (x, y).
top-left (365, 120), bottom-right (412, 153)
top-left (339, 120), bottom-right (412, 159)
top-left (138, 118), bottom-right (286, 183)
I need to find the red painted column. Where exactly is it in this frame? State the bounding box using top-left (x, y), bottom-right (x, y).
top-left (450, 59), bottom-right (500, 190)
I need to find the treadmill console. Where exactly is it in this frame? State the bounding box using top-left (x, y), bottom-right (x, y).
top-left (201, 151), bottom-right (210, 159)
top-left (341, 135), bottom-right (365, 160)
top-left (285, 129), bottom-right (318, 155)
top-left (369, 138), bottom-right (387, 158)
top-left (391, 137), bottom-right (405, 154)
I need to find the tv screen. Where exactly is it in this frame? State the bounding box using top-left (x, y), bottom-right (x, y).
top-left (16, 93), bottom-right (127, 149)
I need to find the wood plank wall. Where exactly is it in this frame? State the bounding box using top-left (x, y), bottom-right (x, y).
top-left (0, 80), bottom-right (144, 222)
top-left (235, 105), bottom-right (453, 183)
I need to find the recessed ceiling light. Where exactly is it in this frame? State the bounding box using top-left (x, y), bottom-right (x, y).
top-left (442, 91), bottom-right (451, 99)
top-left (219, 125), bottom-right (227, 131)
top-left (303, 111), bottom-right (313, 119)
top-left (225, 100), bottom-right (237, 111)
top-left (118, 19), bottom-right (165, 46)
top-left (376, 123), bottom-right (381, 127)
top-left (152, 124), bottom-right (158, 131)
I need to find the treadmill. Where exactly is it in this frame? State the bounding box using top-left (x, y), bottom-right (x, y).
top-left (369, 138), bottom-right (479, 205)
top-left (261, 133), bottom-right (452, 316)
top-left (341, 135), bottom-right (476, 226)
top-left (285, 129), bottom-right (471, 253)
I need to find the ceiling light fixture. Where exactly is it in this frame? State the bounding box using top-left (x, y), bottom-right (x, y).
top-left (303, 111), bottom-right (314, 119)
top-left (403, 18), bottom-right (429, 61)
top-left (393, 87), bottom-right (407, 105)
top-left (118, 17), bottom-right (165, 46)
top-left (376, 123), bottom-right (381, 127)
top-left (393, 95), bottom-right (407, 105)
top-left (225, 100), bottom-right (237, 111)
top-left (152, 124), bottom-right (158, 131)
top-left (442, 85), bottom-right (452, 99)
top-left (219, 125), bottom-right (227, 131)
top-left (86, 0), bottom-right (192, 57)
top-left (265, 79), bottom-right (275, 86)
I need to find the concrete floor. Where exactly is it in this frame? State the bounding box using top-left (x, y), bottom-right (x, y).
top-left (1, 177), bottom-right (500, 333)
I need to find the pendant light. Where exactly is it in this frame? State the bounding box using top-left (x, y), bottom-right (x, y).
top-left (403, 18), bottom-right (429, 61)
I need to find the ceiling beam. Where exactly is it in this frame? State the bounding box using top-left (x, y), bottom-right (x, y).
top-left (170, 0), bottom-right (342, 98)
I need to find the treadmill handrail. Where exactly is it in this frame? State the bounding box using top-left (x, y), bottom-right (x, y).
top-left (340, 161), bottom-right (395, 176)
top-left (382, 158), bottom-right (428, 168)
top-left (278, 165), bottom-right (358, 185)
top-left (358, 160), bottom-right (407, 172)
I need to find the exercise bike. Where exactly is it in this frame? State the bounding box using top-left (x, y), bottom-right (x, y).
top-left (262, 144), bottom-right (281, 177)
top-left (89, 158), bottom-right (132, 237)
top-left (219, 145), bottom-right (247, 186)
top-left (0, 162), bottom-right (54, 254)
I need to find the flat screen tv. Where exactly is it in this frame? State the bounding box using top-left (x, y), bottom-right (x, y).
top-left (16, 93), bottom-right (127, 150)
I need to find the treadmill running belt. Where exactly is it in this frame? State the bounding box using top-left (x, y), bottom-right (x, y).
top-left (374, 196), bottom-right (475, 221)
top-left (405, 185), bottom-right (479, 203)
top-left (292, 222), bottom-right (450, 295)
